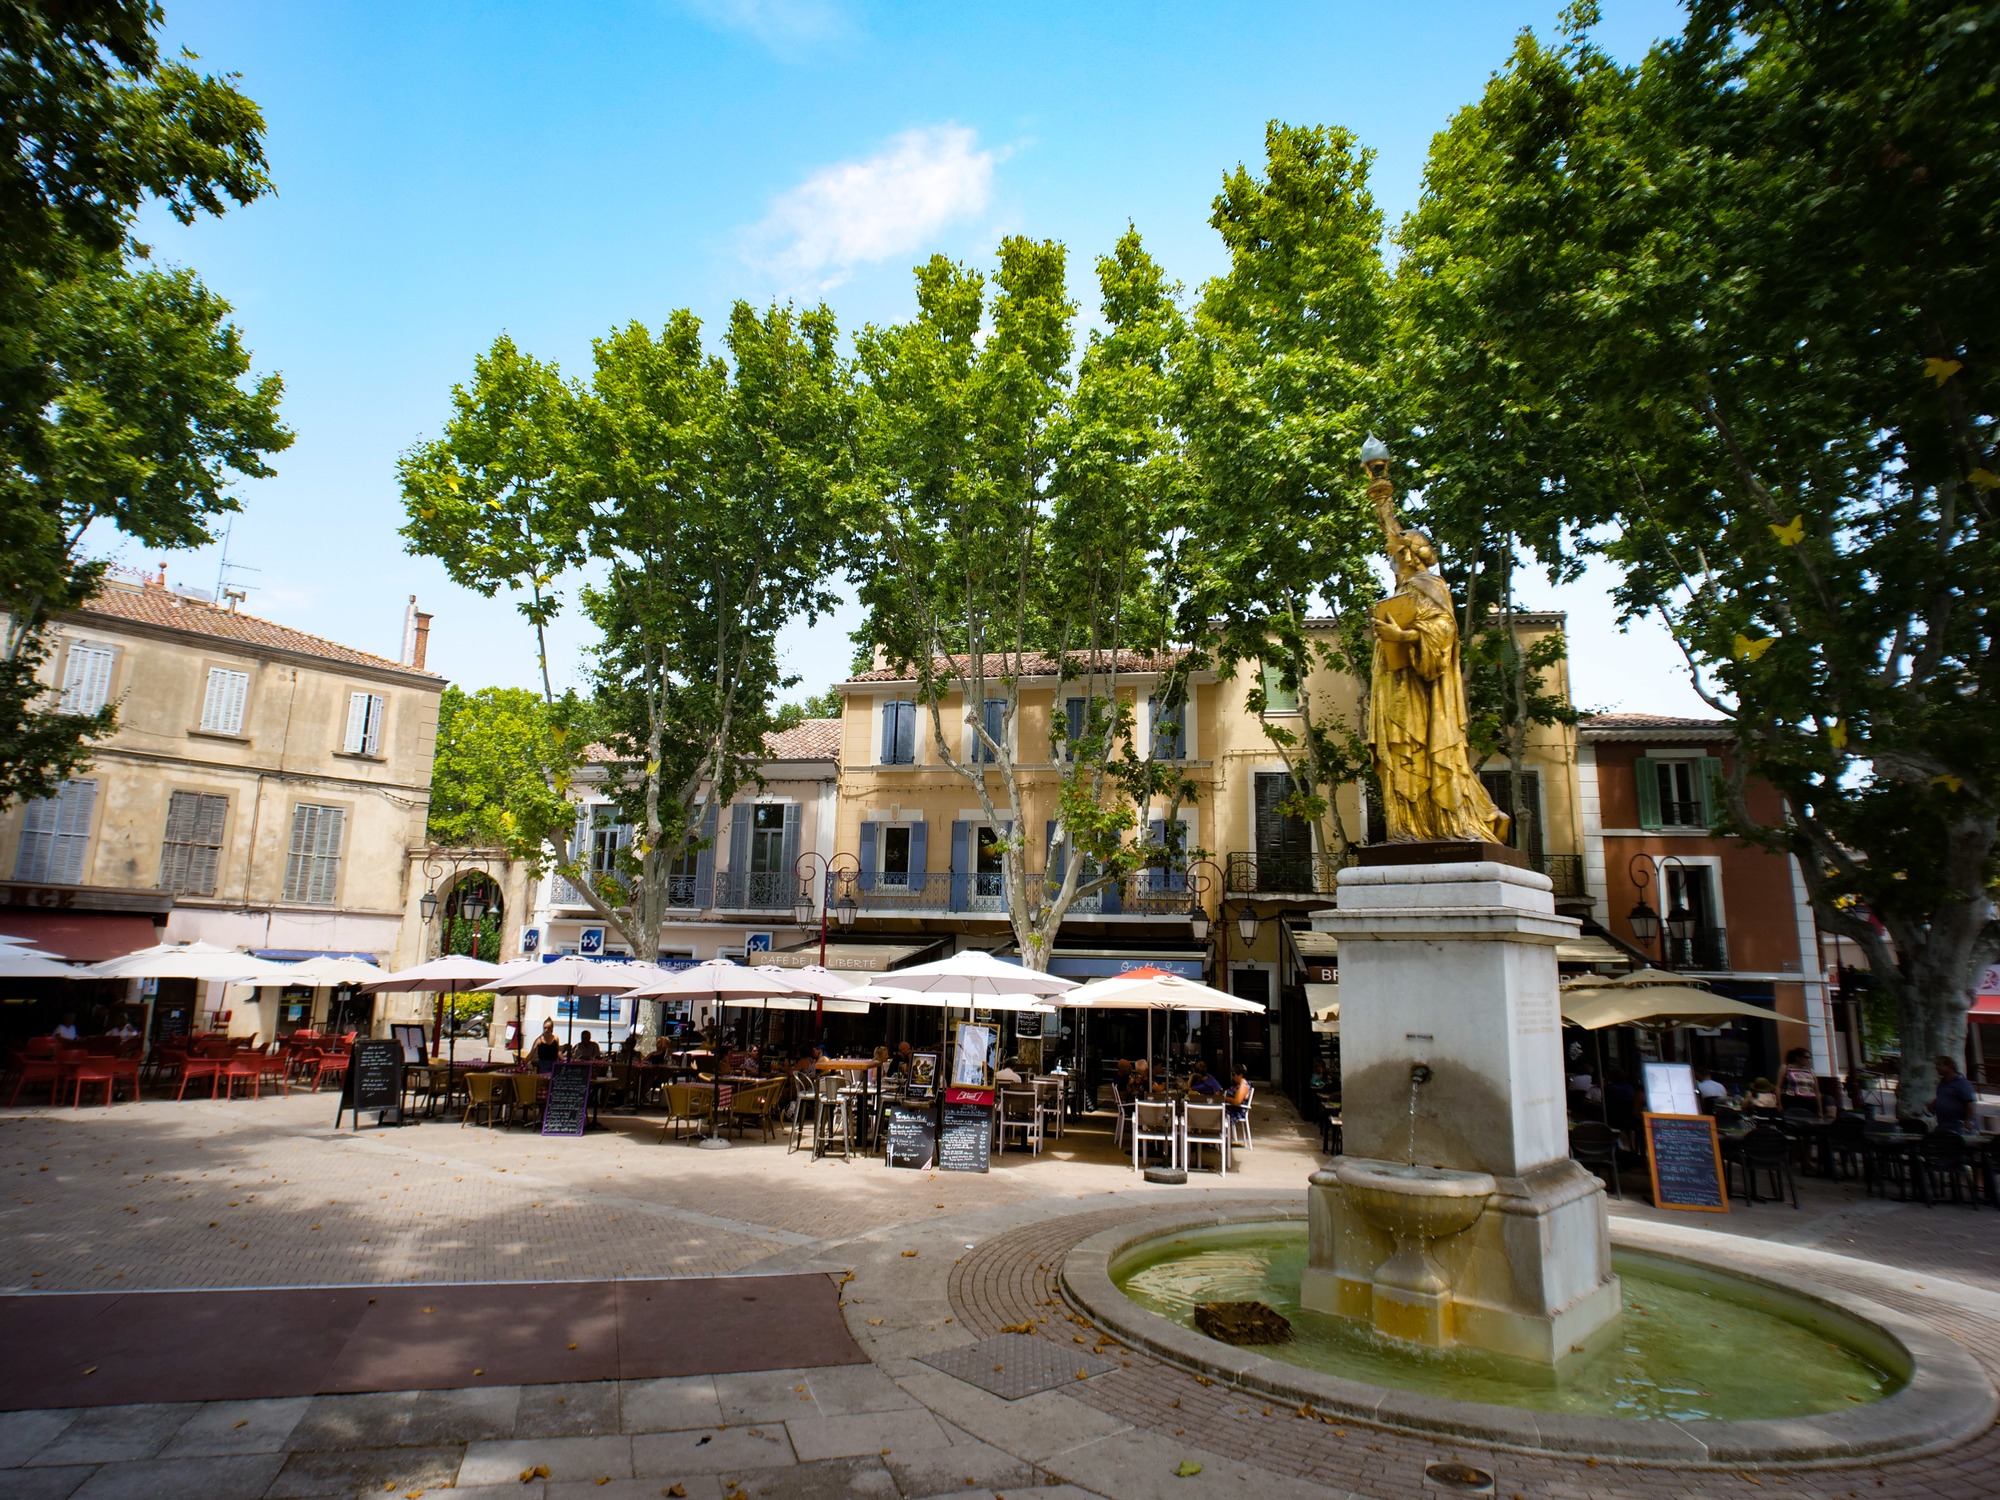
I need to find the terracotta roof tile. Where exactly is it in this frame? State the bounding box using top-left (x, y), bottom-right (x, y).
top-left (1580, 712), bottom-right (1732, 740)
top-left (762, 718), bottom-right (842, 760)
top-left (846, 648), bottom-right (1188, 683)
top-left (71, 583), bottom-right (439, 678)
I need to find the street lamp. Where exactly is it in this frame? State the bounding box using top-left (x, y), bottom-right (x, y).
top-left (1187, 898), bottom-right (1211, 944)
top-left (1626, 853), bottom-right (1696, 966)
top-left (792, 849), bottom-right (862, 1040)
top-left (419, 889), bottom-right (439, 924)
top-left (1236, 907), bottom-right (1261, 946)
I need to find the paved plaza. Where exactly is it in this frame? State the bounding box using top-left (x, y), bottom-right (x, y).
top-left (2, 1091), bottom-right (1998, 1499)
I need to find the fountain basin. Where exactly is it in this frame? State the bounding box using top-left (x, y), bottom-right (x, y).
top-left (1335, 1161), bottom-right (1496, 1243)
top-left (1061, 1208), bottom-right (1997, 1466)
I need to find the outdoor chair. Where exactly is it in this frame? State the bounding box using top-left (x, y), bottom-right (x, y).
top-left (80, 1036), bottom-right (120, 1056)
top-left (1317, 1097), bottom-right (1343, 1157)
top-left (309, 1051), bottom-right (350, 1094)
top-left (220, 1056), bottom-right (264, 1101)
top-left (1032, 1076), bottom-right (1065, 1138)
top-left (659, 1082), bottom-right (711, 1142)
top-left (1731, 1124), bottom-right (1800, 1208)
top-left (67, 1058), bottom-right (122, 1106)
top-left (1228, 1084), bottom-right (1255, 1149)
top-left (1132, 1100), bottom-right (1177, 1173)
top-left (786, 1070), bottom-right (817, 1152)
top-left (461, 1070), bottom-right (508, 1128)
top-left (1183, 1102), bottom-right (1230, 1174)
top-left (996, 1088), bottom-right (1044, 1156)
top-left (1862, 1124), bottom-right (1918, 1201)
top-left (1569, 1122), bottom-right (1622, 1199)
top-left (729, 1081), bottom-right (783, 1142)
top-left (1827, 1113), bottom-right (1870, 1183)
top-left (1111, 1086), bottom-right (1135, 1153)
top-left (256, 1049), bottom-right (292, 1097)
top-left (509, 1070), bottom-right (543, 1126)
top-left (1917, 1129), bottom-right (1981, 1208)
top-left (5, 1051), bottom-right (63, 1106)
top-left (176, 1055), bottom-right (225, 1099)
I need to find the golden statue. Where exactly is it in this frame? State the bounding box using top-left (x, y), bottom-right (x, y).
top-left (1361, 436), bottom-right (1510, 845)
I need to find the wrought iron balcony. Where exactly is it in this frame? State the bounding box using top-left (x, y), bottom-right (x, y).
top-left (712, 870), bottom-right (794, 911)
top-left (1224, 851), bottom-right (1355, 896)
top-left (1540, 853), bottom-right (1586, 898)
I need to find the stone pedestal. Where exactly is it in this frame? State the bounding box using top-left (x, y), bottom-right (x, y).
top-left (1300, 859), bottom-right (1622, 1366)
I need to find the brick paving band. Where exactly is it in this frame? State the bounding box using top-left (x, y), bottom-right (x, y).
top-left (0, 1273), bottom-right (863, 1410)
top-left (944, 1198), bottom-right (2000, 1499)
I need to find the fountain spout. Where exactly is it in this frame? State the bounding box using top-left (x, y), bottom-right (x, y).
top-left (1409, 1063), bottom-right (1432, 1086)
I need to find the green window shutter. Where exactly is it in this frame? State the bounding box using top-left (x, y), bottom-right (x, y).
top-left (1698, 756), bottom-right (1726, 830)
top-left (1634, 757), bottom-right (1662, 831)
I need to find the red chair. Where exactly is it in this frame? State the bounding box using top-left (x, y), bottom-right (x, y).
top-left (23, 1036), bottom-right (58, 1058)
top-left (221, 1056), bottom-right (263, 1100)
top-left (255, 1049), bottom-right (291, 1096)
top-left (5, 1051), bottom-right (63, 1105)
top-left (310, 1051), bottom-right (350, 1092)
top-left (177, 1055), bottom-right (226, 1099)
top-left (80, 1036), bottom-right (120, 1056)
top-left (69, 1059), bottom-right (121, 1106)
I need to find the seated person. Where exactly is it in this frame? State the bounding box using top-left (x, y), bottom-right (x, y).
top-left (1693, 1067), bottom-right (1728, 1108)
top-left (1932, 1054), bottom-right (1978, 1133)
top-left (1189, 1066), bottom-right (1224, 1097)
top-left (647, 1034), bottom-right (673, 1064)
top-left (889, 1041), bottom-right (914, 1077)
top-left (571, 1030), bottom-right (604, 1063)
top-left (1222, 1066), bottom-right (1251, 1119)
top-left (1131, 1059), bottom-right (1153, 1094)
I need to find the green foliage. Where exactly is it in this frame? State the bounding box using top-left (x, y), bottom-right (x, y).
top-left (0, 5), bottom-right (285, 806)
top-left (772, 688), bottom-right (844, 731)
top-left (426, 685), bottom-right (583, 862)
top-left (1396, 0), bottom-right (2000, 1096)
top-left (402, 303), bottom-right (851, 957)
top-left (1177, 123), bottom-right (1391, 854)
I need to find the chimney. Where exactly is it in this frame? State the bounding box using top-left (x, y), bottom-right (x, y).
top-left (412, 610), bottom-right (433, 670)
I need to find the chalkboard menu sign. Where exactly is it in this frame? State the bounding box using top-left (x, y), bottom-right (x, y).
top-left (885, 1101), bottom-right (937, 1170)
top-left (938, 1101), bottom-right (991, 1174)
top-left (1643, 1112), bottom-right (1728, 1212)
top-left (541, 1062), bottom-right (592, 1137)
top-left (336, 1039), bottom-right (404, 1130)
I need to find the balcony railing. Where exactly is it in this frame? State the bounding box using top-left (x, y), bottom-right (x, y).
top-left (1542, 853), bottom-right (1586, 898)
top-left (1667, 927), bottom-right (1730, 971)
top-left (713, 870), bottom-right (793, 911)
top-left (546, 871), bottom-right (707, 910)
top-left (1225, 851), bottom-right (1356, 896)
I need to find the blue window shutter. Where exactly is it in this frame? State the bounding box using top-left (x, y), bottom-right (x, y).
top-left (728, 804), bottom-right (752, 889)
top-left (1045, 820), bottom-right (1065, 881)
top-left (1100, 853), bottom-right (1122, 914)
top-left (950, 820), bottom-right (970, 911)
top-left (857, 822), bottom-right (877, 892)
top-left (1149, 818), bottom-right (1167, 891)
top-left (693, 803), bottom-right (718, 906)
top-left (1063, 697), bottom-right (1084, 760)
top-left (1634, 757), bottom-right (1662, 831)
top-left (907, 820), bottom-right (928, 880)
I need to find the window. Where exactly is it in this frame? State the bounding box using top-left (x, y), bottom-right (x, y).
top-left (159, 791), bottom-right (228, 895)
top-left (750, 804), bottom-right (787, 872)
top-left (344, 691), bottom-right (386, 755)
top-left (881, 700), bottom-right (916, 764)
top-left (282, 803), bottom-right (346, 904)
top-left (1260, 664), bottom-right (1299, 714)
top-left (1253, 771), bottom-right (1312, 891)
top-left (589, 808), bottom-right (631, 875)
top-left (199, 668), bottom-right (249, 735)
top-left (665, 807), bottom-right (702, 907)
top-left (59, 643), bottom-right (114, 715)
top-left (881, 824), bottom-right (912, 887)
top-left (975, 824), bottom-right (1005, 896)
top-left (1060, 697), bottom-right (1086, 760)
top-left (973, 697), bottom-right (1007, 762)
top-left (1150, 694), bottom-right (1186, 760)
top-left (1636, 755), bottom-right (1720, 830)
top-left (12, 778), bottom-right (96, 884)
top-left (1478, 768), bottom-right (1543, 867)
top-left (1664, 864), bottom-right (1728, 969)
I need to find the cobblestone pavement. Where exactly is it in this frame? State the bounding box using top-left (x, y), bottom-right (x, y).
top-left (3, 1089), bottom-right (1999, 1497)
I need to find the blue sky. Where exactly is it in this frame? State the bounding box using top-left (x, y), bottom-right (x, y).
top-left (127, 0), bottom-right (1708, 716)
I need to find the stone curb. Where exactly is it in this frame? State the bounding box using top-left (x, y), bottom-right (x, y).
top-left (1058, 1206), bottom-right (1999, 1469)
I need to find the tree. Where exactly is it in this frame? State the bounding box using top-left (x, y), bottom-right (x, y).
top-left (1396, 1), bottom-right (2000, 1104)
top-left (426, 685), bottom-right (581, 856)
top-left (0, 3), bottom-right (284, 805)
top-left (772, 688), bottom-right (844, 731)
top-left (401, 304), bottom-right (851, 962)
top-left (853, 234), bottom-right (1195, 969)
top-left (1176, 122), bottom-right (1390, 860)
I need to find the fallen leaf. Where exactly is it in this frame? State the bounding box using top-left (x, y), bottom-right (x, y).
top-left (421, 1306), bottom-right (435, 1314)
top-left (664, 1488), bottom-right (687, 1498)
top-left (233, 1419), bottom-right (249, 1429)
top-left (518, 1470), bottom-right (536, 1483)
top-left (567, 1341), bottom-right (578, 1350)
top-left (81, 1366), bottom-right (97, 1375)
top-left (535, 1466), bottom-right (551, 1478)
top-left (866, 1318), bottom-right (883, 1326)
top-left (473, 1369), bottom-right (485, 1376)
top-left (1176, 1459), bottom-right (1203, 1477)
top-left (999, 1321), bottom-right (1033, 1334)
top-left (901, 1249), bottom-right (918, 1257)
top-left (595, 1479), bottom-right (611, 1487)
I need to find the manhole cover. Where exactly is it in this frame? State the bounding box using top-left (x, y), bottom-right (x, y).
top-left (1424, 1460), bottom-right (1495, 1494)
top-left (919, 1332), bottom-right (1119, 1400)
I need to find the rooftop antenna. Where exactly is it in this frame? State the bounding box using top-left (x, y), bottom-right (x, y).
top-left (211, 516), bottom-right (261, 603)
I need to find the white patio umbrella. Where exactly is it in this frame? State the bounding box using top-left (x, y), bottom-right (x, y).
top-left (490, 955), bottom-right (657, 1053)
top-left (360, 954), bottom-right (508, 1089)
top-left (869, 949), bottom-right (1079, 997)
top-left (0, 950), bottom-right (84, 979)
top-left (1062, 967), bottom-right (1267, 1085)
top-left (0, 934), bottom-right (61, 957)
top-left (621, 959), bottom-right (815, 1147)
top-left (88, 940), bottom-right (296, 983)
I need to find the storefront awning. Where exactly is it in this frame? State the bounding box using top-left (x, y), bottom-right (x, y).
top-left (1048, 950), bottom-right (1206, 980)
top-left (1557, 935), bottom-right (1633, 969)
top-left (1293, 931), bottom-right (1338, 959)
top-left (0, 911), bottom-right (161, 962)
top-left (763, 941), bottom-right (932, 973)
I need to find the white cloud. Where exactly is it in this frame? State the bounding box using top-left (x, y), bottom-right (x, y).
top-left (745, 125), bottom-right (998, 289)
top-left (683, 0), bottom-right (847, 52)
